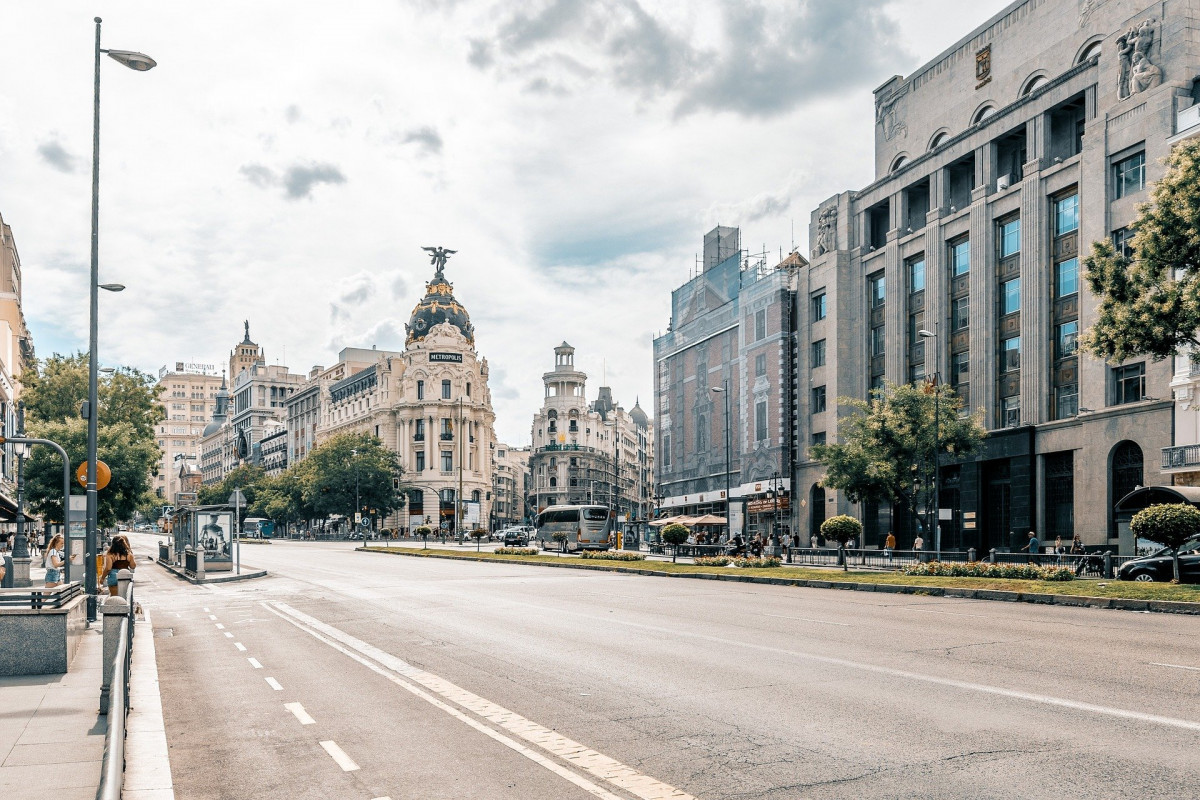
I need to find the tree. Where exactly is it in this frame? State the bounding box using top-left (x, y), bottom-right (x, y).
top-left (811, 381), bottom-right (984, 542)
top-left (22, 353), bottom-right (164, 438)
top-left (1082, 139), bottom-right (1200, 362)
top-left (251, 467), bottom-right (311, 533)
top-left (197, 464), bottom-right (267, 510)
top-left (821, 515), bottom-right (862, 572)
top-left (1130, 503), bottom-right (1200, 584)
top-left (660, 522), bottom-right (690, 563)
top-left (302, 432), bottom-right (406, 522)
top-left (24, 418), bottom-right (159, 528)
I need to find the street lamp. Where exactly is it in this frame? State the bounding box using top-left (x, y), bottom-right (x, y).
top-left (710, 380), bottom-right (732, 544)
top-left (918, 326), bottom-right (942, 561)
top-left (350, 448), bottom-right (360, 541)
top-left (87, 17), bottom-right (155, 622)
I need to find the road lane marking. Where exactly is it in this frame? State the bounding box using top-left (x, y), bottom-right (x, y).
top-left (266, 602), bottom-right (691, 800)
top-left (265, 677), bottom-right (283, 691)
top-left (215, 624), bottom-right (225, 630)
top-left (202, 607), bottom-right (210, 612)
top-left (763, 613), bottom-right (850, 627)
top-left (208, 614), bottom-right (217, 620)
top-left (248, 658), bottom-right (263, 669)
top-left (319, 740), bottom-right (359, 771)
top-left (1151, 662), bottom-right (1200, 672)
top-left (223, 632), bottom-right (233, 638)
top-left (285, 702), bottom-right (316, 725)
top-left (234, 642), bottom-right (247, 651)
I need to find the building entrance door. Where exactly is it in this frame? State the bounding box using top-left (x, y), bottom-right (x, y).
top-left (982, 461), bottom-right (1011, 553)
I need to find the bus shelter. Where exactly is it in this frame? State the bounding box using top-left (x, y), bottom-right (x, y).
top-left (170, 504), bottom-right (236, 572)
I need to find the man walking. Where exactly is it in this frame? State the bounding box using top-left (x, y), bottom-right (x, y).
top-left (1021, 530), bottom-right (1040, 564)
top-left (884, 531), bottom-right (896, 562)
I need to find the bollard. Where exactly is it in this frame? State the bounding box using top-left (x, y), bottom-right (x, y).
top-left (99, 596), bottom-right (130, 712)
top-left (1103, 551), bottom-right (1113, 579)
top-left (968, 547), bottom-right (976, 562)
top-left (989, 548), bottom-right (997, 564)
top-left (116, 568), bottom-right (133, 601)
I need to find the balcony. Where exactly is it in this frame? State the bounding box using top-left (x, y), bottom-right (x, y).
top-left (413, 433), bottom-right (425, 441)
top-left (440, 433), bottom-right (454, 441)
top-left (1162, 444), bottom-right (1200, 471)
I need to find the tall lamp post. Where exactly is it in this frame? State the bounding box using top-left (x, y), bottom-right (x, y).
top-left (710, 380), bottom-right (732, 543)
top-left (350, 448), bottom-right (360, 540)
top-left (86, 17), bottom-right (154, 622)
top-left (918, 326), bottom-right (942, 561)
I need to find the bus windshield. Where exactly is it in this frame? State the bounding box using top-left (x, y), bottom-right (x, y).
top-left (583, 508), bottom-right (609, 521)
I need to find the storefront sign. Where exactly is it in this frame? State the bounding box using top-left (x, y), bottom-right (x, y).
top-left (429, 352), bottom-right (463, 363)
top-left (747, 497), bottom-right (790, 514)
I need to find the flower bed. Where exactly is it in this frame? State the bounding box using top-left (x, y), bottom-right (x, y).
top-left (694, 556), bottom-right (733, 567)
top-left (580, 550), bottom-right (645, 561)
top-left (734, 556), bottom-right (782, 568)
top-left (903, 561), bottom-right (1074, 581)
top-left (494, 547), bottom-right (539, 556)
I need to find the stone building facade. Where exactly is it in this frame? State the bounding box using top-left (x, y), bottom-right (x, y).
top-left (653, 227), bottom-right (801, 540)
top-left (492, 443), bottom-right (530, 529)
top-left (0, 213), bottom-right (33, 521)
top-left (794, 0), bottom-right (1192, 551)
top-left (153, 365), bottom-right (223, 501)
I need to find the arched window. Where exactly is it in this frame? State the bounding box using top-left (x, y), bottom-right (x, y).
top-left (928, 130), bottom-right (949, 151)
top-left (1110, 441), bottom-right (1144, 537)
top-left (890, 154), bottom-right (909, 173)
top-left (472, 490), bottom-right (481, 502)
top-left (972, 104), bottom-right (996, 125)
top-left (1020, 73), bottom-right (1048, 97)
top-left (1076, 39), bottom-right (1102, 64)
top-left (810, 484), bottom-right (827, 541)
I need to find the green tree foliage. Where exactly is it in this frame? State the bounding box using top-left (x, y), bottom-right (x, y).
top-left (660, 522), bottom-right (690, 563)
top-left (811, 381), bottom-right (984, 537)
top-left (1082, 139), bottom-right (1200, 362)
top-left (302, 432), bottom-right (405, 521)
top-left (1130, 503), bottom-right (1200, 584)
top-left (22, 353), bottom-right (164, 437)
top-left (821, 514), bottom-right (863, 571)
top-left (197, 464), bottom-right (267, 509)
top-left (24, 418), bottom-right (158, 527)
top-left (251, 468), bottom-right (311, 530)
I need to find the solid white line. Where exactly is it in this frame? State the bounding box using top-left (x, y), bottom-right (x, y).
top-left (1151, 662), bottom-right (1200, 672)
top-left (248, 658), bottom-right (263, 669)
top-left (265, 677), bottom-right (283, 691)
top-left (284, 702), bottom-right (316, 725)
top-left (266, 602), bottom-right (688, 800)
top-left (763, 613), bottom-right (850, 627)
top-left (223, 632), bottom-right (233, 638)
top-left (319, 740), bottom-right (359, 772)
top-left (234, 642), bottom-right (247, 652)
top-left (215, 623), bottom-right (225, 630)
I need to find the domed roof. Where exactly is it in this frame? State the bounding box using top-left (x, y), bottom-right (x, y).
top-left (406, 273), bottom-right (474, 345)
top-left (630, 398), bottom-right (649, 428)
top-left (202, 418), bottom-right (223, 438)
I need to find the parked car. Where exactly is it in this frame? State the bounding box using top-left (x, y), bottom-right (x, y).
top-left (1117, 536), bottom-right (1200, 582)
top-left (502, 529), bottom-right (529, 546)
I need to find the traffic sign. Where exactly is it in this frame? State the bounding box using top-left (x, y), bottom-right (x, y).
top-left (75, 460), bottom-right (112, 490)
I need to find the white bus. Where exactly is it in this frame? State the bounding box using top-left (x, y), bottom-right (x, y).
top-left (536, 505), bottom-right (614, 552)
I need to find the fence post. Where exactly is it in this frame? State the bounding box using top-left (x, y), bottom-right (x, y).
top-left (99, 596), bottom-right (130, 713)
top-left (1103, 551), bottom-right (1113, 579)
top-left (989, 548), bottom-right (997, 564)
top-left (116, 568), bottom-right (133, 601)
top-left (967, 547), bottom-right (976, 562)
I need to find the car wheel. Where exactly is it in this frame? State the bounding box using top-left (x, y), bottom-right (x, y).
top-left (1132, 572), bottom-right (1156, 582)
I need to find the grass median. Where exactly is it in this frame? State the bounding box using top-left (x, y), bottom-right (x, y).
top-left (361, 547), bottom-right (1200, 603)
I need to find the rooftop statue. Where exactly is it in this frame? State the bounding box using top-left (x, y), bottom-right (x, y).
top-left (422, 246), bottom-right (457, 280)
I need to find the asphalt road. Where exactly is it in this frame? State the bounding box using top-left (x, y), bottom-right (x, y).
top-left (131, 535), bottom-right (1200, 799)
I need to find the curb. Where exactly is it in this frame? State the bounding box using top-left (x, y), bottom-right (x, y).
top-left (155, 560), bottom-right (268, 584)
top-left (360, 548), bottom-right (1200, 616)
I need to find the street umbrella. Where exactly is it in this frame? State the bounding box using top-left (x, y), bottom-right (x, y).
top-left (691, 514), bottom-right (727, 525)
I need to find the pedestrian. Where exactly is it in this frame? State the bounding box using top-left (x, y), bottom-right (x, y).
top-left (44, 533), bottom-right (65, 588)
top-left (912, 534), bottom-right (924, 562)
top-left (810, 533), bottom-right (818, 549)
top-left (1054, 535), bottom-right (1064, 565)
top-left (1021, 530), bottom-right (1040, 564)
top-left (101, 534), bottom-right (136, 596)
top-left (884, 531), bottom-right (896, 562)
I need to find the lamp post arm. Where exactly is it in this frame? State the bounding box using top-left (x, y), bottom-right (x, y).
top-left (6, 437), bottom-right (74, 583)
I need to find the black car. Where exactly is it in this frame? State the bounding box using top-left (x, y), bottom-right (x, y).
top-left (1117, 536), bottom-right (1200, 583)
top-left (502, 529), bottom-right (529, 546)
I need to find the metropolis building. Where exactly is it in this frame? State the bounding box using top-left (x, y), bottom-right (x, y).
top-left (792, 0), bottom-right (1196, 551)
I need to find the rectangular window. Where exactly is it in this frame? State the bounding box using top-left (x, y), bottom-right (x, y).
top-left (812, 292), bottom-right (827, 321)
top-left (870, 325), bottom-right (886, 357)
top-left (1055, 193), bottom-right (1080, 236)
top-left (1112, 227), bottom-right (1135, 260)
top-left (909, 362), bottom-right (926, 385)
top-left (950, 239), bottom-right (970, 276)
top-left (441, 451), bottom-right (454, 472)
top-left (811, 386), bottom-right (827, 414)
top-left (869, 273), bottom-right (886, 308)
top-left (755, 309), bottom-right (766, 340)
top-left (1001, 278), bottom-right (1021, 314)
top-left (755, 353), bottom-right (766, 377)
top-left (1056, 321), bottom-right (1079, 359)
top-left (951, 296), bottom-right (970, 331)
top-left (908, 256), bottom-right (925, 293)
top-left (1113, 363), bottom-right (1145, 405)
top-left (415, 419), bottom-right (425, 439)
top-left (1002, 396), bottom-right (1021, 428)
top-left (811, 339), bottom-right (827, 368)
top-left (1113, 151), bottom-right (1146, 199)
top-left (950, 352), bottom-right (969, 387)
top-left (999, 217), bottom-right (1021, 258)
top-left (1056, 384), bottom-right (1078, 419)
top-left (869, 374), bottom-right (885, 395)
top-left (755, 400), bottom-right (767, 441)
top-left (441, 380), bottom-right (452, 399)
top-left (1002, 336), bottom-right (1021, 372)
top-left (908, 311), bottom-right (926, 346)
top-left (441, 418), bottom-right (453, 439)
top-left (811, 431), bottom-right (826, 447)
top-left (416, 451), bottom-right (425, 471)
top-left (1055, 257), bottom-right (1078, 298)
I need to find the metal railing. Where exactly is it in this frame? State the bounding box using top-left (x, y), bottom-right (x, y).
top-left (1161, 444), bottom-right (1200, 470)
top-left (97, 579), bottom-right (134, 800)
top-left (0, 581), bottom-right (83, 608)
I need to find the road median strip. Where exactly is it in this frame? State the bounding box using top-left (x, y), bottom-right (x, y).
top-left (360, 547), bottom-right (1200, 614)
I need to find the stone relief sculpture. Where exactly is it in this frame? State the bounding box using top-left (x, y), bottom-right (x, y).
top-left (1079, 0), bottom-right (1105, 27)
top-left (1117, 19), bottom-right (1161, 100)
top-left (813, 206), bottom-right (837, 257)
top-left (875, 84), bottom-right (908, 141)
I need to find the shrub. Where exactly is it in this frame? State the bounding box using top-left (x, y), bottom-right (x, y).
top-left (901, 561), bottom-right (1074, 581)
top-left (660, 523), bottom-right (690, 563)
top-left (415, 525), bottom-right (433, 537)
top-left (551, 530), bottom-right (569, 552)
top-left (734, 556), bottom-right (782, 568)
top-left (494, 547), bottom-right (538, 555)
top-left (694, 556), bottom-right (733, 566)
top-left (580, 551), bottom-right (645, 561)
top-left (821, 514), bottom-right (862, 571)
top-left (1131, 503), bottom-right (1200, 583)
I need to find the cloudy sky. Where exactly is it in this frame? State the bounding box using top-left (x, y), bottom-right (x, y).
top-left (0, 0), bottom-right (1011, 445)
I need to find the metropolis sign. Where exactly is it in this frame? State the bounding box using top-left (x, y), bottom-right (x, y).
top-left (429, 352), bottom-right (463, 363)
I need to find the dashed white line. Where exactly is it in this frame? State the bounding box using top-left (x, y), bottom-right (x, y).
top-left (319, 740), bottom-right (359, 772)
top-left (763, 613), bottom-right (850, 627)
top-left (248, 658), bottom-right (263, 669)
top-left (1151, 662), bottom-right (1200, 672)
top-left (234, 642), bottom-right (247, 652)
top-left (265, 677), bottom-right (283, 691)
top-left (203, 607), bottom-right (210, 612)
top-left (223, 632), bottom-right (233, 638)
top-left (284, 702), bottom-right (315, 725)
top-left (215, 624), bottom-right (225, 630)
top-left (208, 614), bottom-right (217, 620)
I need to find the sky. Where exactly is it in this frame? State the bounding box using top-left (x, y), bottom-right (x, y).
top-left (0, 0), bottom-right (1013, 446)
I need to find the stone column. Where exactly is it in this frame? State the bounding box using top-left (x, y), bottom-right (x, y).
top-left (100, 595), bottom-right (130, 713)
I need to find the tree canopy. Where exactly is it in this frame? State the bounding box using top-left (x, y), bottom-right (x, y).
top-left (22, 353), bottom-right (164, 437)
top-left (1082, 139), bottom-right (1200, 362)
top-left (811, 381), bottom-right (985, 536)
top-left (302, 432), bottom-right (406, 520)
top-left (1130, 503), bottom-right (1200, 584)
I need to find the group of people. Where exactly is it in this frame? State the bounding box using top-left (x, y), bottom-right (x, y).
top-left (40, 532), bottom-right (136, 591)
top-left (1021, 531), bottom-right (1085, 563)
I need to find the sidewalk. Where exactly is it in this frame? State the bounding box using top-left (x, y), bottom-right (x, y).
top-left (0, 625), bottom-right (106, 800)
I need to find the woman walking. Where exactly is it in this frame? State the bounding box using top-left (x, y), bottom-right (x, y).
top-left (102, 534), bottom-right (136, 595)
top-left (44, 533), bottom-right (65, 588)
